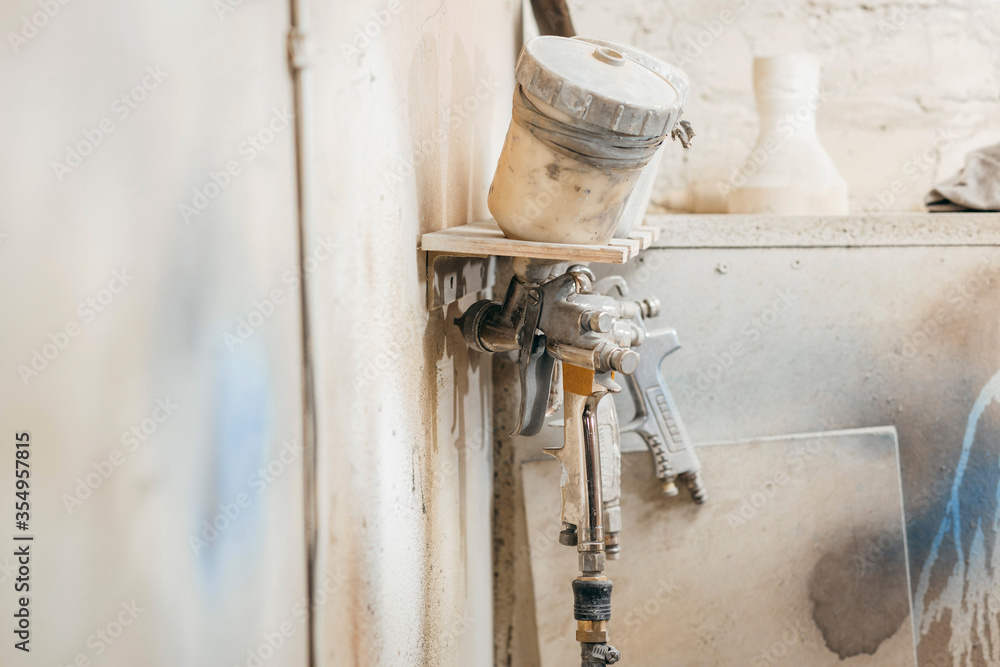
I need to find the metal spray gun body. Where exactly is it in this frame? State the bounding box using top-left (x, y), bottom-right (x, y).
top-left (456, 261), bottom-right (633, 664)
top-left (456, 261), bottom-right (706, 666)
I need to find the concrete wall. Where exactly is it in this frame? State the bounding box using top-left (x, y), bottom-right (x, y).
top-left (304, 1), bottom-right (520, 665)
top-left (572, 0), bottom-right (1000, 212)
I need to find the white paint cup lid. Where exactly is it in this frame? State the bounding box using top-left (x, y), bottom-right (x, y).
top-left (515, 36), bottom-right (686, 137)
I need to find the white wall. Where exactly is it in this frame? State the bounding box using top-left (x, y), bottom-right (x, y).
top-left (0, 0), bottom-right (520, 665)
top-left (0, 1), bottom-right (307, 665)
top-left (304, 1), bottom-right (520, 665)
top-left (572, 0), bottom-right (1000, 212)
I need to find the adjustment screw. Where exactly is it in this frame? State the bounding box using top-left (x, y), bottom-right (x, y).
top-left (610, 349), bottom-right (639, 374)
top-left (638, 297), bottom-right (660, 319)
top-left (586, 310), bottom-right (613, 333)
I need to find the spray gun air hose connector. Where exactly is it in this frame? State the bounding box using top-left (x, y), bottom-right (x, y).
top-left (573, 578), bottom-right (613, 621)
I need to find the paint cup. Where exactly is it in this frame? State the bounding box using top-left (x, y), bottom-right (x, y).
top-left (488, 36), bottom-right (688, 245)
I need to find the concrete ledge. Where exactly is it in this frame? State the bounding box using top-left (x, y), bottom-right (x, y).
top-left (647, 212), bottom-right (1000, 248)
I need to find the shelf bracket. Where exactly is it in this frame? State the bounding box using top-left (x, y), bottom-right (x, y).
top-left (427, 253), bottom-right (496, 311)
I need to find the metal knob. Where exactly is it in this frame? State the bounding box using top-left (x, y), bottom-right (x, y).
top-left (568, 265), bottom-right (596, 294)
top-left (636, 297), bottom-right (660, 319)
top-left (609, 348), bottom-right (639, 374)
top-left (585, 310), bottom-right (613, 334)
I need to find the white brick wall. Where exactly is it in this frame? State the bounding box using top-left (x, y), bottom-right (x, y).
top-left (572, 0), bottom-right (1000, 212)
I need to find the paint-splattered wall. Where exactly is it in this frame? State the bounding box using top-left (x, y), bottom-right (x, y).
top-left (305, 0), bottom-right (520, 665)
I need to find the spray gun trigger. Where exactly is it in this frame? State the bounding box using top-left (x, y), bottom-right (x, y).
top-left (595, 372), bottom-right (621, 395)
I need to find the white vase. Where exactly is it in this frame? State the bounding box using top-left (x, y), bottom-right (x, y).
top-left (728, 54), bottom-right (848, 215)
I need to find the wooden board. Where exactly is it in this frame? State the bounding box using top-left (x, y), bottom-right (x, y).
top-left (522, 428), bottom-right (917, 667)
top-left (421, 220), bottom-right (656, 264)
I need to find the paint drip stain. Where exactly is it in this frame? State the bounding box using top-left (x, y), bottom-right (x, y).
top-left (808, 534), bottom-right (909, 658)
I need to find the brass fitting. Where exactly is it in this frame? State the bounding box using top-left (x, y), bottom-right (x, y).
top-left (576, 620), bottom-right (610, 644)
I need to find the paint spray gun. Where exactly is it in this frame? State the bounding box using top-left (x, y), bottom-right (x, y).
top-left (456, 260), bottom-right (708, 665)
top-left (456, 259), bottom-right (639, 665)
top-left (459, 32), bottom-right (695, 667)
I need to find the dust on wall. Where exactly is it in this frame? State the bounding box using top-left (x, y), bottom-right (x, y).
top-left (303, 0), bottom-right (521, 665)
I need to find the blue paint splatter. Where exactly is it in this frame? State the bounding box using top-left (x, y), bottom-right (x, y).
top-left (194, 339), bottom-right (273, 602)
top-left (915, 367), bottom-right (1000, 664)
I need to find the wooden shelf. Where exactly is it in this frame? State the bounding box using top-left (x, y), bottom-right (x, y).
top-left (420, 220), bottom-right (660, 264)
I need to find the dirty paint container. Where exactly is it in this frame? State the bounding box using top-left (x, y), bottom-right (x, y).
top-left (488, 36), bottom-right (687, 245)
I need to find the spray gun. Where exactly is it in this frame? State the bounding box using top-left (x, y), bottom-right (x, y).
top-left (457, 259), bottom-right (636, 664)
top-left (459, 33), bottom-right (696, 667)
top-left (596, 278), bottom-right (707, 503)
top-left (456, 261), bottom-right (707, 665)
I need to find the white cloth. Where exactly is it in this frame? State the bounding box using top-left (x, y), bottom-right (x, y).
top-left (926, 142), bottom-right (1000, 212)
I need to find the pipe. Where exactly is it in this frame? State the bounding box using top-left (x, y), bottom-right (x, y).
top-left (287, 0), bottom-right (318, 664)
